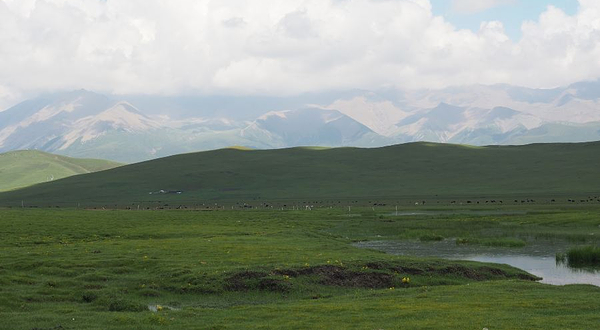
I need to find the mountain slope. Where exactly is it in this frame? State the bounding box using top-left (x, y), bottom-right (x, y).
top-left (1, 141), bottom-right (599, 206)
top-left (0, 91), bottom-right (162, 158)
top-left (0, 150), bottom-right (122, 192)
top-left (240, 107), bottom-right (382, 147)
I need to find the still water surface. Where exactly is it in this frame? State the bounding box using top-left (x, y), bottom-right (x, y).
top-left (354, 239), bottom-right (600, 286)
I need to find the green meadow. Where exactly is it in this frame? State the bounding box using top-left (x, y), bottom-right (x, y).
top-left (1, 142), bottom-right (600, 329)
top-left (0, 150), bottom-right (121, 192)
top-left (1, 206), bottom-right (599, 329)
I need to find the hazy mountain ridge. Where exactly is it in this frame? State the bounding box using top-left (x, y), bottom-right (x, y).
top-left (1, 81), bottom-right (599, 162)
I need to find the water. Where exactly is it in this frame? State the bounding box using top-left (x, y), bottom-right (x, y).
top-left (354, 239), bottom-right (600, 286)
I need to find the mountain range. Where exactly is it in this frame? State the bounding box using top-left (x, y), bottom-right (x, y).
top-left (1, 81), bottom-right (600, 162)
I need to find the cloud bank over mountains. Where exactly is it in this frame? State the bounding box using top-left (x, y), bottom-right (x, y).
top-left (1, 0), bottom-right (600, 111)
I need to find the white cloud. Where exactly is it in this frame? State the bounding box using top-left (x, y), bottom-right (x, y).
top-left (451, 0), bottom-right (516, 15)
top-left (0, 0), bottom-right (599, 109)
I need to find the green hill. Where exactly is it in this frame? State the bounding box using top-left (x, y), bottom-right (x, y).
top-left (1, 142), bottom-right (599, 206)
top-left (0, 150), bottom-right (122, 192)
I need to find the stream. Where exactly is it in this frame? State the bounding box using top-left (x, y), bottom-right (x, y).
top-left (354, 239), bottom-right (600, 286)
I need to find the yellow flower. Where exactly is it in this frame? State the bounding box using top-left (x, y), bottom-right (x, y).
top-left (156, 305), bottom-right (163, 311)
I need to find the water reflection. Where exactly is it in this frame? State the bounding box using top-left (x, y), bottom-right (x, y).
top-left (354, 239), bottom-right (600, 286)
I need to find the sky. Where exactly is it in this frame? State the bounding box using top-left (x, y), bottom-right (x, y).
top-left (430, 0), bottom-right (579, 40)
top-left (0, 0), bottom-right (599, 110)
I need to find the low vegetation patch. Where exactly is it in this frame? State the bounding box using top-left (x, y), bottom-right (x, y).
top-left (556, 245), bottom-right (600, 267)
top-left (456, 237), bottom-right (527, 248)
top-left (419, 234), bottom-right (445, 241)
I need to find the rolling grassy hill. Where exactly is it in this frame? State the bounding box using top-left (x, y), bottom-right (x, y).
top-left (0, 150), bottom-right (122, 192)
top-left (1, 141), bottom-right (600, 206)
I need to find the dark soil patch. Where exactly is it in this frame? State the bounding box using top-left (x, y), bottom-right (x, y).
top-left (364, 262), bottom-right (425, 275)
top-left (277, 265), bottom-right (394, 288)
top-left (297, 265), bottom-right (343, 276)
top-left (479, 266), bottom-right (509, 277)
top-left (257, 278), bottom-right (291, 293)
top-left (224, 270), bottom-right (290, 292)
top-left (224, 271), bottom-right (267, 291)
top-left (438, 265), bottom-right (487, 280)
top-left (319, 270), bottom-right (394, 288)
top-left (225, 260), bottom-right (538, 293)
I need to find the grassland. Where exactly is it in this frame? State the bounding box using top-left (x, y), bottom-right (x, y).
top-left (1, 206), bottom-right (599, 329)
top-left (2, 142), bottom-right (600, 328)
top-left (0, 150), bottom-right (122, 192)
top-left (1, 141), bottom-right (600, 206)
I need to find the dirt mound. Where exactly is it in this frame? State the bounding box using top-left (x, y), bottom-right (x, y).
top-left (224, 260), bottom-right (538, 293)
top-left (277, 265), bottom-right (394, 288)
top-left (319, 269), bottom-right (394, 288)
top-left (224, 270), bottom-right (290, 292)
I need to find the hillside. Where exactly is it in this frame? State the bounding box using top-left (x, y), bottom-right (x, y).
top-left (1, 141), bottom-right (599, 206)
top-left (0, 150), bottom-right (122, 192)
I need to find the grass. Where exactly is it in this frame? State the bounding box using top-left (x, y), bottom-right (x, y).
top-left (325, 207), bottom-right (600, 244)
top-left (419, 233), bottom-right (445, 241)
top-left (0, 150), bottom-right (122, 192)
top-left (456, 237), bottom-right (527, 247)
top-left (2, 141), bottom-right (600, 206)
top-left (1, 207), bottom-right (600, 329)
top-left (557, 245), bottom-right (600, 267)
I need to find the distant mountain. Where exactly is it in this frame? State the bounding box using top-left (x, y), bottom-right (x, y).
top-left (2, 141), bottom-right (600, 206)
top-left (1, 80), bottom-right (600, 161)
top-left (0, 150), bottom-right (121, 192)
top-left (0, 91), bottom-right (159, 154)
top-left (325, 93), bottom-right (409, 136)
top-left (241, 107), bottom-right (386, 147)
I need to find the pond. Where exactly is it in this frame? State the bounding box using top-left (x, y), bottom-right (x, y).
top-left (354, 239), bottom-right (600, 286)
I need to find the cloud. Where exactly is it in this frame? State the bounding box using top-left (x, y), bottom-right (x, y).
top-left (0, 0), bottom-right (599, 109)
top-left (451, 0), bottom-right (516, 15)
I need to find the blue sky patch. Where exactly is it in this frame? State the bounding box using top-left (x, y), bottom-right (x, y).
top-left (430, 0), bottom-right (579, 41)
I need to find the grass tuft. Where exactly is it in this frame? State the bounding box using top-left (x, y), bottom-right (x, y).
top-left (557, 246), bottom-right (600, 267)
top-left (456, 237), bottom-right (527, 248)
top-left (107, 299), bottom-right (147, 312)
top-left (419, 234), bottom-right (445, 242)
